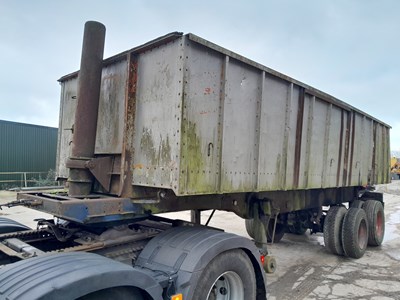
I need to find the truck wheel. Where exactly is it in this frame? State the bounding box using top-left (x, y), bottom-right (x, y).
top-left (323, 205), bottom-right (347, 255)
top-left (0, 217), bottom-right (30, 233)
top-left (78, 286), bottom-right (145, 300)
top-left (341, 207), bottom-right (369, 258)
top-left (363, 200), bottom-right (385, 246)
top-left (191, 249), bottom-right (256, 300)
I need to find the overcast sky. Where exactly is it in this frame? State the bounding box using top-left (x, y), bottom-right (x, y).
top-left (0, 1), bottom-right (399, 150)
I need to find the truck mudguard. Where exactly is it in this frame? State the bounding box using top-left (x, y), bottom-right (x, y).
top-left (0, 252), bottom-right (163, 300)
top-left (135, 226), bottom-right (267, 299)
top-left (0, 217), bottom-right (30, 234)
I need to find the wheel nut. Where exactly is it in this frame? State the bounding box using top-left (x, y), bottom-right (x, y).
top-left (219, 287), bottom-right (227, 295)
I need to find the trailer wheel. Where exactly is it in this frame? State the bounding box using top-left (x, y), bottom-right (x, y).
top-left (245, 219), bottom-right (255, 239)
top-left (191, 249), bottom-right (256, 300)
top-left (323, 205), bottom-right (347, 255)
top-left (245, 218), bottom-right (285, 242)
top-left (267, 220), bottom-right (285, 243)
top-left (341, 207), bottom-right (369, 258)
top-left (363, 200), bottom-right (385, 246)
top-left (350, 200), bottom-right (364, 209)
top-left (287, 224), bottom-right (307, 235)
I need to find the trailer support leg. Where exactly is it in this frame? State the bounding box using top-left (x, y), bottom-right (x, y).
top-left (191, 210), bottom-right (201, 224)
top-left (252, 203), bottom-right (269, 252)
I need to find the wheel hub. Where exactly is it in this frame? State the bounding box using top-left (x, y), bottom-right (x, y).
top-left (358, 219), bottom-right (368, 250)
top-left (206, 271), bottom-right (244, 300)
top-left (376, 210), bottom-right (384, 239)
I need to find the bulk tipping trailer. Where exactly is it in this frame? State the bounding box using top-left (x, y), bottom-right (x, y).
top-left (0, 21), bottom-right (390, 299)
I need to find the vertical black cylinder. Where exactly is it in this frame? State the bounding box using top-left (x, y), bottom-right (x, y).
top-left (69, 21), bottom-right (106, 196)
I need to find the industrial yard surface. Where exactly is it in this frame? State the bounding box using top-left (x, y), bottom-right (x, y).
top-left (1, 181), bottom-right (399, 300)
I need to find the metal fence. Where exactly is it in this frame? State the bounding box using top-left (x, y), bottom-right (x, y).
top-left (0, 172), bottom-right (57, 189)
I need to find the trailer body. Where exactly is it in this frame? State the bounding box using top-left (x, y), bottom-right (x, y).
top-left (57, 33), bottom-right (390, 199)
top-left (0, 23), bottom-right (391, 300)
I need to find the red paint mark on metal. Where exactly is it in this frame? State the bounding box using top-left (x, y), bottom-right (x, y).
top-left (204, 87), bottom-right (212, 95)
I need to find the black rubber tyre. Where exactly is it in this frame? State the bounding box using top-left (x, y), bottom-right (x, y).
top-left (287, 224), bottom-right (308, 235)
top-left (245, 218), bottom-right (255, 239)
top-left (350, 200), bottom-right (364, 208)
top-left (78, 287), bottom-right (145, 300)
top-left (323, 205), bottom-right (347, 255)
top-left (245, 218), bottom-right (285, 242)
top-left (0, 217), bottom-right (30, 234)
top-left (267, 221), bottom-right (285, 243)
top-left (191, 249), bottom-right (256, 300)
top-left (341, 207), bottom-right (369, 258)
top-left (363, 200), bottom-right (385, 246)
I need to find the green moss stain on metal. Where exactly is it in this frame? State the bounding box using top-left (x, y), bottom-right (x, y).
top-left (181, 119), bottom-right (215, 194)
top-left (139, 127), bottom-right (173, 187)
top-left (141, 203), bottom-right (163, 214)
top-left (159, 135), bottom-right (172, 165)
top-left (140, 128), bottom-right (172, 166)
top-left (140, 128), bottom-right (157, 166)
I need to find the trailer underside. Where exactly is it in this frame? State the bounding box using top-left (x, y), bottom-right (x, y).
top-left (8, 185), bottom-right (376, 222)
top-left (0, 215), bottom-right (177, 266)
top-left (0, 185), bottom-right (383, 264)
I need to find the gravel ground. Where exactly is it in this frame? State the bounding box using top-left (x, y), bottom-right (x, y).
top-left (0, 181), bottom-right (399, 299)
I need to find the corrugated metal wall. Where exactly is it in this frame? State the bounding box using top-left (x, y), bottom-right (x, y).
top-left (0, 120), bottom-right (58, 187)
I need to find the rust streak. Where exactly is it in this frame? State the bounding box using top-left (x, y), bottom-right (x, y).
top-left (371, 121), bottom-right (377, 184)
top-left (293, 87), bottom-right (305, 188)
top-left (348, 111), bottom-right (356, 186)
top-left (119, 53), bottom-right (138, 197)
top-left (336, 110), bottom-right (344, 186)
top-left (342, 111), bottom-right (352, 185)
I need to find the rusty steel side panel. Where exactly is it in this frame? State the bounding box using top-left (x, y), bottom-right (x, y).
top-left (56, 32), bottom-right (390, 197)
top-left (95, 59), bottom-right (128, 154)
top-left (308, 98), bottom-right (329, 188)
top-left (374, 123), bottom-right (390, 184)
top-left (282, 83), bottom-right (300, 191)
top-left (323, 105), bottom-right (342, 187)
top-left (131, 37), bottom-right (184, 190)
top-left (57, 60), bottom-right (128, 179)
top-left (174, 37), bottom-right (390, 195)
top-left (219, 59), bottom-right (261, 193)
top-left (359, 116), bottom-right (374, 185)
top-left (179, 40), bottom-right (223, 194)
top-left (56, 78), bottom-right (78, 179)
top-left (349, 113), bottom-right (369, 186)
top-left (258, 74), bottom-right (287, 191)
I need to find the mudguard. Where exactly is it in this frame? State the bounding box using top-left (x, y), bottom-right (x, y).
top-left (0, 217), bottom-right (30, 234)
top-left (135, 226), bottom-right (267, 299)
top-left (0, 252), bottom-right (163, 300)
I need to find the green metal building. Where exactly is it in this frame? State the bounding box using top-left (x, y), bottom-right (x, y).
top-left (0, 120), bottom-right (58, 188)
